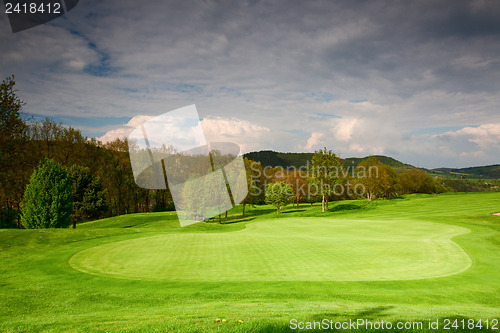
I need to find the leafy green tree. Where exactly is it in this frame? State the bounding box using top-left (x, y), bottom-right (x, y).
top-left (265, 181), bottom-right (293, 214)
top-left (398, 169), bottom-right (449, 194)
top-left (356, 156), bottom-right (382, 201)
top-left (21, 159), bottom-right (73, 228)
top-left (309, 147), bottom-right (344, 212)
top-left (180, 173), bottom-right (208, 221)
top-left (356, 157), bottom-right (401, 200)
top-left (69, 164), bottom-right (108, 226)
top-left (378, 164), bottom-right (402, 198)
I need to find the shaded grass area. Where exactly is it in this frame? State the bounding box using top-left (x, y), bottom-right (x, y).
top-left (0, 193), bottom-right (499, 332)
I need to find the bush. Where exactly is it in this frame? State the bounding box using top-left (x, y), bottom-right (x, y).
top-left (21, 158), bottom-right (73, 228)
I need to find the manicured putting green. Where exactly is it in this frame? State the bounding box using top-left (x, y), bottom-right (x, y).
top-left (69, 218), bottom-right (472, 281)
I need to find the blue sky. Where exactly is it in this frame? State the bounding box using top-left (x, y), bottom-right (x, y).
top-left (1, 0), bottom-right (500, 168)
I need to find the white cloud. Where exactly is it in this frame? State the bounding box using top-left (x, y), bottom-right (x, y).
top-left (298, 132), bottom-right (324, 152)
top-left (98, 114), bottom-right (271, 154)
top-left (97, 115), bottom-right (154, 143)
top-left (126, 115), bottom-right (155, 128)
top-left (456, 123), bottom-right (500, 145)
top-left (435, 123), bottom-right (500, 157)
top-left (200, 116), bottom-right (271, 154)
top-left (333, 118), bottom-right (359, 142)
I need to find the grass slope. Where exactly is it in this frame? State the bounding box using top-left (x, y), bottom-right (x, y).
top-left (0, 193), bottom-right (499, 332)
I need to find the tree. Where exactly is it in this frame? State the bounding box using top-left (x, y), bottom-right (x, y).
top-left (0, 75), bottom-right (25, 149)
top-left (102, 138), bottom-right (137, 215)
top-left (285, 169), bottom-right (308, 208)
top-left (179, 173), bottom-right (210, 221)
top-left (20, 159), bottom-right (73, 228)
top-left (356, 156), bottom-right (382, 201)
top-left (378, 164), bottom-right (402, 198)
top-left (309, 147), bottom-right (344, 212)
top-left (265, 181), bottom-right (293, 214)
top-left (0, 75), bottom-right (27, 227)
top-left (398, 169), bottom-right (449, 194)
top-left (69, 164), bottom-right (108, 227)
top-left (211, 172), bottom-right (230, 223)
top-left (356, 157), bottom-right (401, 200)
top-left (241, 158), bottom-right (265, 217)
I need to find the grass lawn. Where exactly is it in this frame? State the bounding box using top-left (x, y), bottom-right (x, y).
top-left (0, 193), bottom-right (499, 332)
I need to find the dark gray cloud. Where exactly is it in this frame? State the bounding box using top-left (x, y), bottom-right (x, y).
top-left (1, 0), bottom-right (499, 168)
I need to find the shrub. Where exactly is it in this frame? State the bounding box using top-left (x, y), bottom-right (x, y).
top-left (21, 158), bottom-right (73, 228)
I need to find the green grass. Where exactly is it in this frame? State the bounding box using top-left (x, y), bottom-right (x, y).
top-left (1, 193), bottom-right (499, 332)
top-left (69, 218), bottom-right (471, 282)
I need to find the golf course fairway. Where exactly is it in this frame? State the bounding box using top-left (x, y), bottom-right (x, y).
top-left (69, 219), bottom-right (471, 281)
top-left (1, 193), bottom-right (499, 332)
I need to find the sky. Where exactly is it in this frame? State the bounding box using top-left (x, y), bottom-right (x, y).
top-left (1, 0), bottom-right (500, 169)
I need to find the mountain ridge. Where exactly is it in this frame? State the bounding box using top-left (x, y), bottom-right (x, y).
top-left (243, 150), bottom-right (500, 179)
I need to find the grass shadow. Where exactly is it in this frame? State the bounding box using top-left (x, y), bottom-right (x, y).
top-left (282, 209), bottom-right (307, 214)
top-left (354, 305), bottom-right (395, 319)
top-left (330, 203), bottom-right (364, 212)
top-left (222, 217), bottom-right (257, 224)
top-left (386, 196), bottom-right (405, 200)
top-left (205, 208), bottom-right (276, 225)
top-left (242, 208), bottom-right (277, 218)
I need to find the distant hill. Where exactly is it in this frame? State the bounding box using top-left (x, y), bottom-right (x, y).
top-left (243, 150), bottom-right (500, 190)
top-left (432, 165), bottom-right (500, 179)
top-left (244, 151), bottom-right (313, 169)
top-left (243, 150), bottom-right (416, 171)
top-left (343, 155), bottom-right (415, 171)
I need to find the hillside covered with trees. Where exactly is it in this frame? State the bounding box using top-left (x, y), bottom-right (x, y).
top-left (244, 150), bottom-right (416, 171)
top-left (433, 165), bottom-right (500, 179)
top-left (244, 150), bottom-right (500, 193)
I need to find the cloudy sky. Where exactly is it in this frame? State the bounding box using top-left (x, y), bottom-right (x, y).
top-left (1, 0), bottom-right (499, 168)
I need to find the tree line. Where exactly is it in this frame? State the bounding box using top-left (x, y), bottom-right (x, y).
top-left (0, 75), bottom-right (452, 227)
top-left (259, 150), bottom-right (451, 214)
